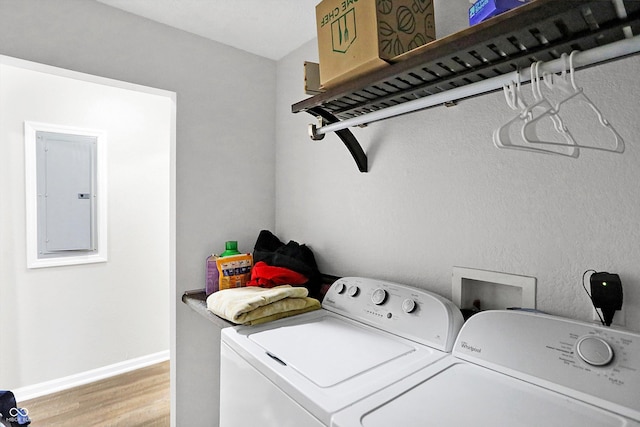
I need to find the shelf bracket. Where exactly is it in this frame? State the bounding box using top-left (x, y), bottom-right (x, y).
top-left (306, 107), bottom-right (368, 173)
top-left (308, 116), bottom-right (325, 141)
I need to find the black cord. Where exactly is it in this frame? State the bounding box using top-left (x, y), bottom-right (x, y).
top-left (582, 269), bottom-right (605, 326)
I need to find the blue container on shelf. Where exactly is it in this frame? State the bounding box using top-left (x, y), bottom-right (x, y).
top-left (469, 0), bottom-right (531, 26)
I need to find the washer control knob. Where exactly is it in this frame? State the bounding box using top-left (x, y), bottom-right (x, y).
top-left (576, 336), bottom-right (614, 366)
top-left (335, 283), bottom-right (346, 294)
top-left (347, 286), bottom-right (360, 297)
top-left (371, 288), bottom-right (387, 305)
top-left (402, 299), bottom-right (417, 313)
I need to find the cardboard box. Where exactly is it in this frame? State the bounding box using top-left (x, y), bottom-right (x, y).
top-left (316, 0), bottom-right (436, 88)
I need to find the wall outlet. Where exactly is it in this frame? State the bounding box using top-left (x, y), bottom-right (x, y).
top-left (592, 306), bottom-right (625, 327)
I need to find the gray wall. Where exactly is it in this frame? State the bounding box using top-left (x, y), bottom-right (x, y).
top-left (0, 0), bottom-right (276, 425)
top-left (276, 38), bottom-right (640, 330)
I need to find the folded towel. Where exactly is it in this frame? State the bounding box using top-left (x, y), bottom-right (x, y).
top-left (240, 298), bottom-right (321, 326)
top-left (207, 285), bottom-right (320, 325)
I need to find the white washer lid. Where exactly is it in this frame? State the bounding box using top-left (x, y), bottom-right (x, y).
top-left (335, 362), bottom-right (636, 427)
top-left (249, 316), bottom-right (414, 387)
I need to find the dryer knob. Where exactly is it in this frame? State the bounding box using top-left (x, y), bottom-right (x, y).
top-left (335, 283), bottom-right (346, 294)
top-left (371, 288), bottom-right (387, 305)
top-left (402, 299), bottom-right (417, 313)
top-left (576, 336), bottom-right (614, 366)
top-left (347, 286), bottom-right (360, 297)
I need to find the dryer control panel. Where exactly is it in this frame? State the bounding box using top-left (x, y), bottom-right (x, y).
top-left (322, 277), bottom-right (464, 352)
top-left (454, 310), bottom-right (640, 419)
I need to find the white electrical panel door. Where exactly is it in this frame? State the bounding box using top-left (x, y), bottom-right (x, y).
top-left (36, 131), bottom-right (97, 255)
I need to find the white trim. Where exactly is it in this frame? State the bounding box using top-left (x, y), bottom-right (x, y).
top-left (0, 54), bottom-right (175, 99)
top-left (24, 121), bottom-right (108, 268)
top-left (13, 350), bottom-right (170, 402)
top-left (168, 92), bottom-right (178, 427)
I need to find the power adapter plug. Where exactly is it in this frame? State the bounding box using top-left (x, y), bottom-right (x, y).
top-left (590, 272), bottom-right (623, 327)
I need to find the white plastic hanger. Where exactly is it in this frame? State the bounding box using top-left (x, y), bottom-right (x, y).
top-left (522, 52), bottom-right (624, 153)
top-left (493, 63), bottom-right (579, 157)
top-left (518, 60), bottom-right (579, 157)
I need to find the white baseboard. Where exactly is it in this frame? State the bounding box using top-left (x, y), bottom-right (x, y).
top-left (13, 350), bottom-right (170, 402)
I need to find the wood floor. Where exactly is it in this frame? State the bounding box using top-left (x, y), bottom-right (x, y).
top-left (20, 361), bottom-right (170, 427)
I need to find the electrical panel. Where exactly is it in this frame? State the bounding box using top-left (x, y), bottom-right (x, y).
top-left (36, 131), bottom-right (97, 257)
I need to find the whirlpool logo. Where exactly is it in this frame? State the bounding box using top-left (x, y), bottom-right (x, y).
top-left (460, 341), bottom-right (482, 353)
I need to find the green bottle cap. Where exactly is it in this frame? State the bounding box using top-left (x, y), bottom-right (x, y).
top-left (220, 240), bottom-right (241, 257)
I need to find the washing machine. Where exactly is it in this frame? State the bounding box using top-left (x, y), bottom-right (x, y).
top-left (219, 277), bottom-right (464, 427)
top-left (332, 310), bottom-right (640, 427)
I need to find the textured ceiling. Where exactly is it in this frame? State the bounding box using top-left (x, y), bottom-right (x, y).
top-left (96, 0), bottom-right (319, 60)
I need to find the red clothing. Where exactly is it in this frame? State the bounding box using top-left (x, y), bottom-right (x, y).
top-left (247, 261), bottom-right (308, 288)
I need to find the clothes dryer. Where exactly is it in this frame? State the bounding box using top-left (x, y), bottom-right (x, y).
top-left (332, 310), bottom-right (640, 427)
top-left (219, 277), bottom-right (464, 427)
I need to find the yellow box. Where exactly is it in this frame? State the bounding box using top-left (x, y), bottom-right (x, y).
top-left (316, 0), bottom-right (436, 88)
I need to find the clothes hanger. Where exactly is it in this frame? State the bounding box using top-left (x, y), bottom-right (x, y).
top-left (518, 60), bottom-right (580, 157)
top-left (493, 63), bottom-right (579, 157)
top-left (522, 52), bottom-right (624, 153)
